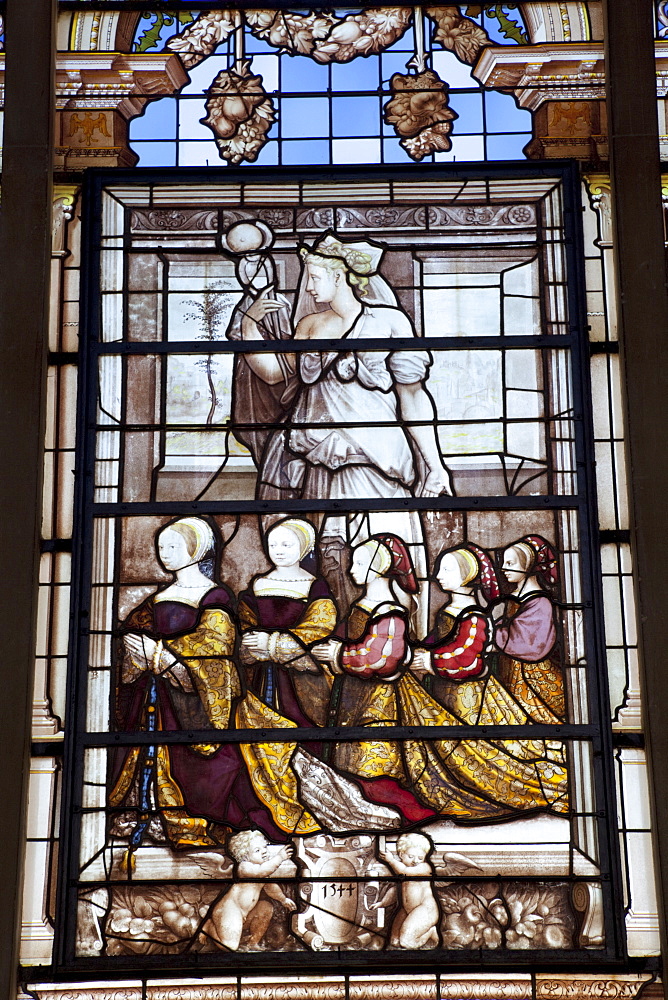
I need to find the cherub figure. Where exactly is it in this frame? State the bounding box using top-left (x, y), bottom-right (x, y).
top-left (204, 830), bottom-right (296, 951)
top-left (379, 833), bottom-right (440, 949)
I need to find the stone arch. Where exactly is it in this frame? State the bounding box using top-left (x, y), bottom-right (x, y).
top-left (66, 10), bottom-right (140, 52)
top-left (521, 1), bottom-right (590, 42)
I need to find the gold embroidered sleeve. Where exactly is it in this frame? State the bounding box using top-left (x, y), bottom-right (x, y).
top-left (118, 602), bottom-right (157, 682)
top-left (124, 603), bottom-right (154, 633)
top-left (165, 609), bottom-right (240, 730)
top-left (238, 599), bottom-right (259, 631)
top-left (290, 598), bottom-right (338, 645)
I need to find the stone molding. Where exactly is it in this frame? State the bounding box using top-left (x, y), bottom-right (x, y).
top-left (475, 41), bottom-right (668, 111)
top-left (25, 975), bottom-right (659, 1000)
top-left (474, 41), bottom-right (668, 161)
top-left (474, 43), bottom-right (606, 110)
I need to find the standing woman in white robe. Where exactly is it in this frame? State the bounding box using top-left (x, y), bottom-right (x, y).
top-left (239, 231), bottom-right (452, 502)
top-left (238, 231), bottom-right (453, 632)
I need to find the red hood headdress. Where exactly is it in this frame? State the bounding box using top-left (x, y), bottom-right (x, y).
top-left (521, 534), bottom-right (558, 588)
top-left (371, 533), bottom-right (419, 594)
top-left (466, 543), bottom-right (500, 602)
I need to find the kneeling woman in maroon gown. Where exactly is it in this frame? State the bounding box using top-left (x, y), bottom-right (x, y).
top-left (238, 517), bottom-right (337, 727)
top-left (110, 516), bottom-right (315, 858)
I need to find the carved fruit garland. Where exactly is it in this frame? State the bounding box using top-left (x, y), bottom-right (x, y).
top-left (243, 9), bottom-right (337, 57)
top-left (244, 8), bottom-right (412, 63)
top-left (425, 6), bottom-right (491, 65)
top-left (166, 7), bottom-right (492, 71)
top-left (384, 68), bottom-right (458, 161)
top-left (201, 61), bottom-right (276, 165)
top-left (166, 10), bottom-right (236, 70)
top-left (167, 6), bottom-right (494, 164)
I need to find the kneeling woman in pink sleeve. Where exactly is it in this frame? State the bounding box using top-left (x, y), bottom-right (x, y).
top-left (415, 545), bottom-right (500, 722)
top-left (493, 534), bottom-right (565, 723)
top-left (312, 534), bottom-right (569, 824)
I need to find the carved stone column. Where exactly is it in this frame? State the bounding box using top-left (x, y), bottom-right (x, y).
top-left (603, 0), bottom-right (668, 964)
top-left (0, 0), bottom-right (56, 994)
top-left (30, 186), bottom-right (81, 743)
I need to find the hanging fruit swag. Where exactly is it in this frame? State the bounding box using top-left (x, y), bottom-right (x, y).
top-left (154, 6), bottom-right (525, 164)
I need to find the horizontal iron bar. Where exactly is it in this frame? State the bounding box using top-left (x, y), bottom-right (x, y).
top-left (40, 538), bottom-right (73, 553)
top-left (599, 529), bottom-right (632, 544)
top-left (92, 418), bottom-right (577, 431)
top-left (72, 872), bottom-right (607, 887)
top-left (90, 161), bottom-right (574, 183)
top-left (93, 336), bottom-right (574, 355)
top-left (33, 947), bottom-right (627, 977)
top-left (48, 351), bottom-right (79, 366)
top-left (31, 741), bottom-right (65, 758)
top-left (589, 341), bottom-right (620, 355)
top-left (611, 731), bottom-right (645, 748)
top-left (82, 723), bottom-right (599, 746)
top-left (92, 495), bottom-right (583, 515)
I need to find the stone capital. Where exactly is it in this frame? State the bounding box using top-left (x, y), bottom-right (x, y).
top-left (0, 51), bottom-right (188, 169)
top-left (584, 172), bottom-right (613, 246)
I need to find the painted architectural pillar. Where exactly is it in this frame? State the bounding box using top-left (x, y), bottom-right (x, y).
top-left (0, 0), bottom-right (56, 998)
top-left (603, 0), bottom-right (668, 963)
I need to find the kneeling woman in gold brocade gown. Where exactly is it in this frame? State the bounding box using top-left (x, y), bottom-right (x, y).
top-left (313, 535), bottom-right (568, 825)
top-left (417, 545), bottom-right (523, 724)
top-left (237, 518), bottom-right (338, 728)
top-left (493, 535), bottom-right (566, 724)
top-left (111, 517), bottom-right (320, 859)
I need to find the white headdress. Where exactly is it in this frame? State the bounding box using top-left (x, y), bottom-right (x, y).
top-left (168, 517), bottom-right (215, 563)
top-left (273, 518), bottom-right (316, 561)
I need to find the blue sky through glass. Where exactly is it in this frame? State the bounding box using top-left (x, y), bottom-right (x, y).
top-left (129, 7), bottom-right (532, 167)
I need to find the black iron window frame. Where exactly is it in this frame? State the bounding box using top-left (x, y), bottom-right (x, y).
top-left (52, 161), bottom-right (628, 975)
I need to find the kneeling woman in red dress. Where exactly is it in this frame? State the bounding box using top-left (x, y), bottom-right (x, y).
top-left (313, 534), bottom-right (569, 826)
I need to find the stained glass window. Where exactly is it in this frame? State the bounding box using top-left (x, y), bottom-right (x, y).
top-left (10, 3), bottom-right (665, 998)
top-left (38, 165), bottom-right (619, 969)
top-left (126, 8), bottom-right (533, 167)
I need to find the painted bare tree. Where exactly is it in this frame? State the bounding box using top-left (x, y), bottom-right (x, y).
top-left (185, 284), bottom-right (233, 424)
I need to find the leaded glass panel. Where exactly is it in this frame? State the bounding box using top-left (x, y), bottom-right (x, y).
top-left (53, 165), bottom-right (624, 971)
top-left (122, 7), bottom-right (533, 168)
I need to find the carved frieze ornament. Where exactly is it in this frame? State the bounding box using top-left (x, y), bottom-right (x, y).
top-left (27, 974), bottom-right (658, 1000)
